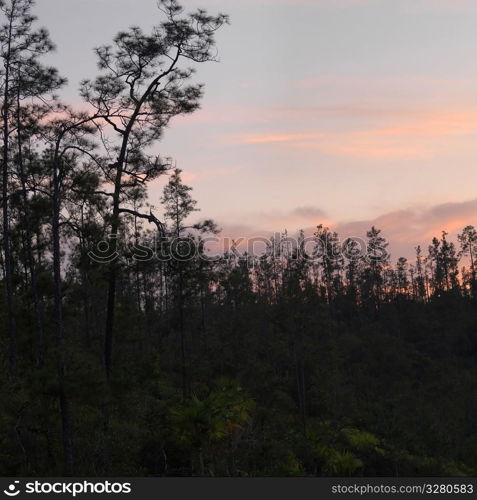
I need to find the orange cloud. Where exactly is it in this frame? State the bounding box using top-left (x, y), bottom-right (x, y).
top-left (236, 132), bottom-right (324, 144)
top-left (227, 108), bottom-right (477, 160)
top-left (370, 111), bottom-right (477, 137)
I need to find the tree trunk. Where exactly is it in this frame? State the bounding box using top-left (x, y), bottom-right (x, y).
top-left (104, 160), bottom-right (122, 381)
top-left (16, 90), bottom-right (45, 366)
top-left (52, 147), bottom-right (74, 474)
top-left (1, 17), bottom-right (17, 375)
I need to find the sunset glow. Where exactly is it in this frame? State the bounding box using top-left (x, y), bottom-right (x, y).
top-left (37, 0), bottom-right (477, 259)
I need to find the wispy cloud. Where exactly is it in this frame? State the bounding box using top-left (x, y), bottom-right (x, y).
top-left (226, 108), bottom-right (477, 159)
top-left (234, 132), bottom-right (324, 145)
top-left (183, 166), bottom-right (238, 182)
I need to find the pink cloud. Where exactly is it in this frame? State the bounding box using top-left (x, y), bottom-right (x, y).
top-left (152, 166), bottom-right (237, 186)
top-left (214, 199), bottom-right (477, 261)
top-left (234, 132), bottom-right (325, 145)
top-left (334, 200), bottom-right (477, 259)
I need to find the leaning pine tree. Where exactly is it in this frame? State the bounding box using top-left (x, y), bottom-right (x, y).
top-left (80, 0), bottom-right (228, 382)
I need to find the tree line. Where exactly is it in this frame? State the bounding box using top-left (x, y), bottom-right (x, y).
top-left (1, 0), bottom-right (477, 477)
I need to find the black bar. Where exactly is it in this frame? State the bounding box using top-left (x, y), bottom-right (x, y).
top-left (1, 478), bottom-right (477, 500)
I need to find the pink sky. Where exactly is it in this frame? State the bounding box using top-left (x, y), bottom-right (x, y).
top-left (37, 0), bottom-right (477, 260)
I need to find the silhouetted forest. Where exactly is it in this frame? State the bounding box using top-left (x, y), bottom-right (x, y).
top-left (1, 0), bottom-right (477, 477)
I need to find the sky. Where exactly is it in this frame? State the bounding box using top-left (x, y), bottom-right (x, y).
top-left (34, 0), bottom-right (477, 259)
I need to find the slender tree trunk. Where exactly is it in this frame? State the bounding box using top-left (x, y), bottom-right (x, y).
top-left (179, 270), bottom-right (188, 399)
top-left (174, 203), bottom-right (189, 399)
top-left (104, 159), bottom-right (123, 381)
top-left (16, 90), bottom-right (45, 366)
top-left (1, 16), bottom-right (17, 375)
top-left (293, 340), bottom-right (307, 436)
top-left (469, 246), bottom-right (476, 299)
top-left (52, 147), bottom-right (74, 474)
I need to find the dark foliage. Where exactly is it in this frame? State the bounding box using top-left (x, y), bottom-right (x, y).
top-left (0, 0), bottom-right (476, 477)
